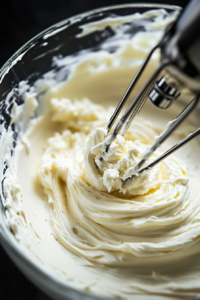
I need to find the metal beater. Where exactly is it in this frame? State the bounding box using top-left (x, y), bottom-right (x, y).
top-left (101, 0), bottom-right (200, 182)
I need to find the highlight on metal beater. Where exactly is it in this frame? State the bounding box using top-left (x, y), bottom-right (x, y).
top-left (101, 0), bottom-right (200, 179)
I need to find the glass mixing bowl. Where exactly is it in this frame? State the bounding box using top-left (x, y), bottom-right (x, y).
top-left (0, 3), bottom-right (182, 300)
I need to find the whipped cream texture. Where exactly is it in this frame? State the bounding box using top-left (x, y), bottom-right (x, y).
top-left (39, 97), bottom-right (195, 271)
top-left (3, 7), bottom-right (200, 300)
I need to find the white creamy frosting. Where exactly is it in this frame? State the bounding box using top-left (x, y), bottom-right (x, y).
top-left (39, 97), bottom-right (195, 270)
top-left (3, 8), bottom-right (200, 300)
top-left (84, 127), bottom-right (157, 194)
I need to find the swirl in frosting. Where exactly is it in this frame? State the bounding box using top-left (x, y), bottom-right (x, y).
top-left (38, 97), bottom-right (200, 270)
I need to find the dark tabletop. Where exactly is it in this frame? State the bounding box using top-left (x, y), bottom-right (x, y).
top-left (0, 0), bottom-right (188, 299)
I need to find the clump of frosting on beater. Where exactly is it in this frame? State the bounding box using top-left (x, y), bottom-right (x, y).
top-left (84, 127), bottom-right (159, 195)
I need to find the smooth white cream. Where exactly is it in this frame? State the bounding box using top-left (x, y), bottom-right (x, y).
top-left (4, 8), bottom-right (200, 300)
top-left (39, 97), bottom-right (193, 270)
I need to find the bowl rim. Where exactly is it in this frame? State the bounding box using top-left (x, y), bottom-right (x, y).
top-left (0, 3), bottom-right (182, 300)
top-left (0, 3), bottom-right (181, 82)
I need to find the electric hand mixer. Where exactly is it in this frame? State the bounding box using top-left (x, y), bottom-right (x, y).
top-left (100, 0), bottom-right (200, 184)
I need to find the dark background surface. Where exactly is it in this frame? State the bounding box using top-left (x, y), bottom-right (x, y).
top-left (0, 0), bottom-right (189, 299)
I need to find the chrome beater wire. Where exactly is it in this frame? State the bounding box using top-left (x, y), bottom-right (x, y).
top-left (106, 43), bottom-right (160, 135)
top-left (120, 77), bottom-right (157, 136)
top-left (137, 124), bottom-right (200, 176)
top-left (122, 94), bottom-right (199, 184)
top-left (101, 46), bottom-right (172, 158)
